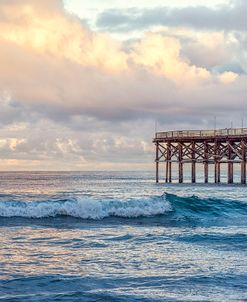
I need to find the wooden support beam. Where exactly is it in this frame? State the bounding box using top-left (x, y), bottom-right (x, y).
top-left (156, 143), bottom-right (159, 183)
top-left (217, 162), bottom-right (221, 183)
top-left (178, 143), bottom-right (183, 183)
top-left (168, 143), bottom-right (172, 183)
top-left (165, 142), bottom-right (172, 183)
top-left (214, 165), bottom-right (217, 183)
top-left (228, 142), bottom-right (233, 184)
top-left (228, 163), bottom-right (233, 184)
top-left (241, 140), bottom-right (246, 184)
top-left (165, 143), bottom-right (169, 183)
top-left (214, 142), bottom-right (220, 184)
top-left (169, 162), bottom-right (172, 183)
top-left (191, 142), bottom-right (196, 183)
top-left (204, 142), bottom-right (209, 183)
top-left (204, 163), bottom-right (209, 183)
top-left (165, 162), bottom-right (169, 183)
top-left (214, 142), bottom-right (217, 183)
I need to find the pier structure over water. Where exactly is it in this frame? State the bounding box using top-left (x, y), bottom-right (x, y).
top-left (153, 128), bottom-right (247, 184)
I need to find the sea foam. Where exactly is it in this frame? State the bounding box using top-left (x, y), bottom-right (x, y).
top-left (0, 196), bottom-right (172, 219)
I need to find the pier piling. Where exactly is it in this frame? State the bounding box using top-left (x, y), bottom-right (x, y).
top-left (241, 141), bottom-right (246, 184)
top-left (155, 142), bottom-right (159, 183)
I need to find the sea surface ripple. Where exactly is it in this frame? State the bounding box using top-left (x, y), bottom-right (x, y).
top-left (0, 171), bottom-right (247, 301)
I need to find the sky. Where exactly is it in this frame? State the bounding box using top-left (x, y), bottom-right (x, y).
top-left (0, 0), bottom-right (247, 171)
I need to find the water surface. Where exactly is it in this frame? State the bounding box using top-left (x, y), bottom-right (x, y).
top-left (0, 171), bottom-right (247, 301)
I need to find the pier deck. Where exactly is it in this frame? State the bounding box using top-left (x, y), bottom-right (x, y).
top-left (153, 128), bottom-right (247, 184)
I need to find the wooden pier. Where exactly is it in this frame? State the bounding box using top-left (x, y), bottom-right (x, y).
top-left (153, 128), bottom-right (247, 184)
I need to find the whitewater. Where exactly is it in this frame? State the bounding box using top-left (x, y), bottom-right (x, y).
top-left (0, 171), bottom-right (247, 301)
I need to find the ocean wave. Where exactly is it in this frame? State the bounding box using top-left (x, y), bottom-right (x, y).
top-left (0, 193), bottom-right (247, 220)
top-left (0, 196), bottom-right (172, 219)
top-left (165, 193), bottom-right (247, 218)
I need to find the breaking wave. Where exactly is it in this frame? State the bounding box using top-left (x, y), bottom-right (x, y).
top-left (0, 193), bottom-right (246, 221)
top-left (0, 196), bottom-right (172, 219)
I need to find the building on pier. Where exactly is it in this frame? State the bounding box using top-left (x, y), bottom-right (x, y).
top-left (153, 128), bottom-right (247, 184)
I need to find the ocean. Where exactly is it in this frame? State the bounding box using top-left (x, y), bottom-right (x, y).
top-left (0, 171), bottom-right (247, 301)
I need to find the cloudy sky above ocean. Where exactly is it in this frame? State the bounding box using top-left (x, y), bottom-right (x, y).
top-left (0, 0), bottom-right (246, 170)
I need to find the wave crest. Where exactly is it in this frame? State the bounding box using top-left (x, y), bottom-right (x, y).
top-left (0, 196), bottom-right (172, 219)
top-left (1, 193), bottom-right (247, 221)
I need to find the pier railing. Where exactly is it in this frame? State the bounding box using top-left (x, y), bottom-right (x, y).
top-left (155, 128), bottom-right (247, 139)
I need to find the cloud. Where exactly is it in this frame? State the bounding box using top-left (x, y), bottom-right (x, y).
top-left (0, 0), bottom-right (127, 73)
top-left (96, 0), bottom-right (247, 32)
top-left (0, 0), bottom-right (247, 170)
top-left (130, 33), bottom-right (211, 83)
